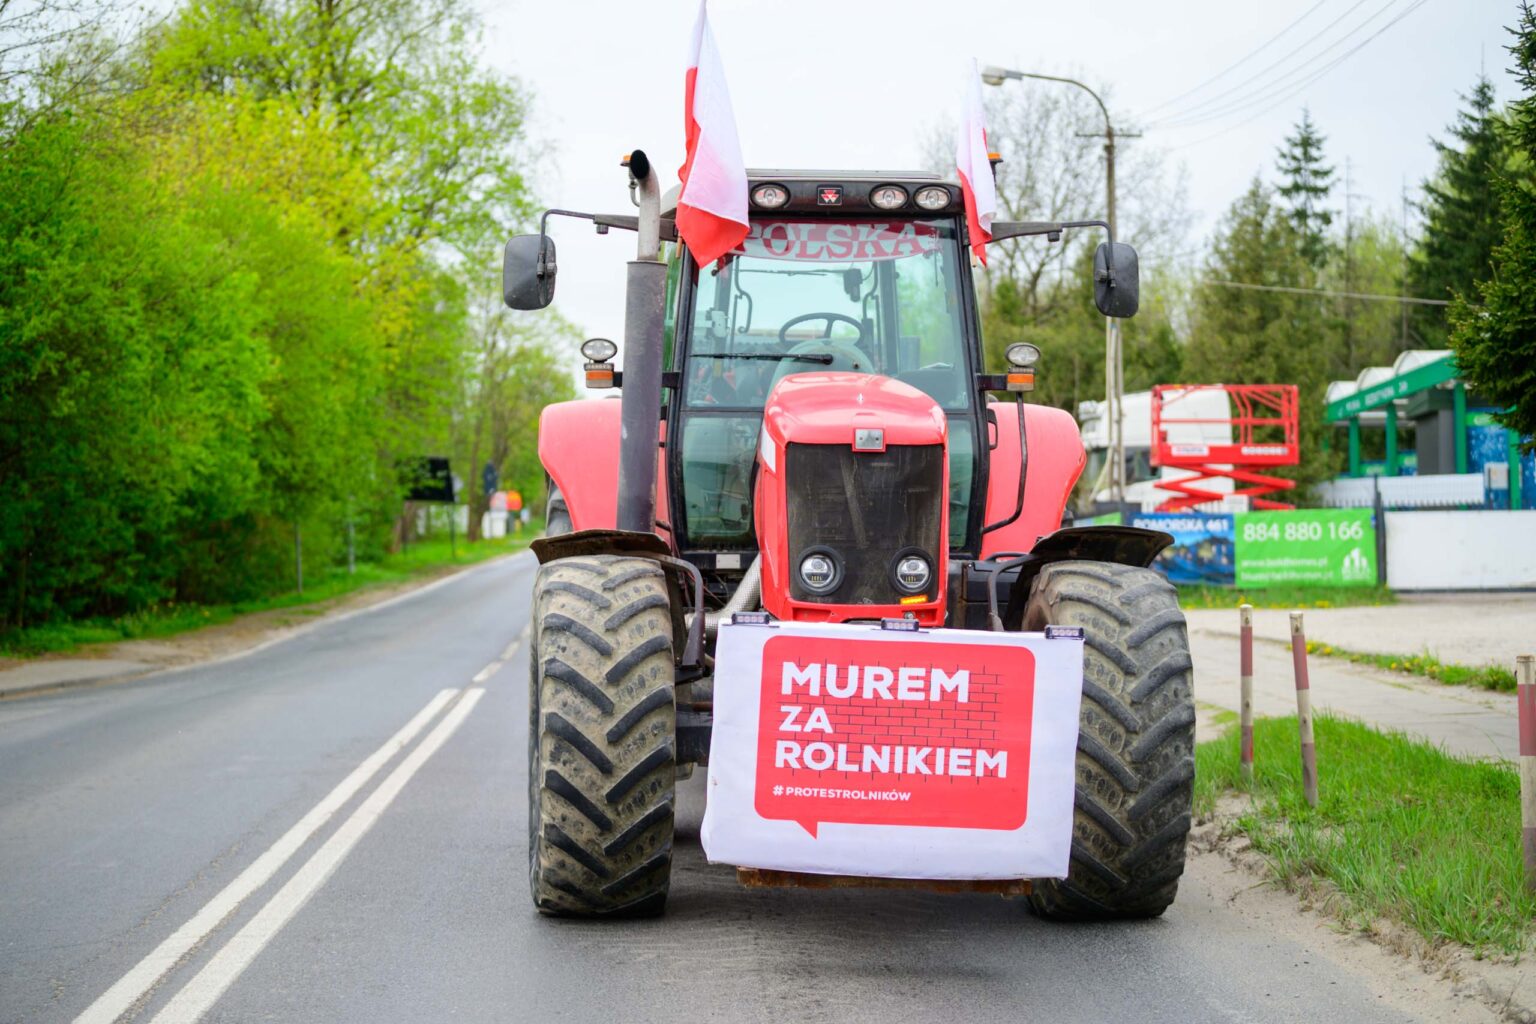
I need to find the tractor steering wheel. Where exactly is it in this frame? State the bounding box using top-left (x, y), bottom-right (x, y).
top-left (778, 312), bottom-right (866, 346)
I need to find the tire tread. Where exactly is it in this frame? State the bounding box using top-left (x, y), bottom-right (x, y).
top-left (528, 555), bottom-right (676, 917)
top-left (1023, 560), bottom-right (1195, 922)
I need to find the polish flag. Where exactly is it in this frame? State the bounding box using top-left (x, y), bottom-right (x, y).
top-left (677, 1), bottom-right (749, 268)
top-left (956, 60), bottom-right (998, 265)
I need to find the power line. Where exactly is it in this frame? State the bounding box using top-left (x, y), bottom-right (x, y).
top-left (1154, 0), bottom-right (1414, 129)
top-left (1163, 0), bottom-right (1432, 150)
top-left (1139, 0), bottom-right (1331, 117)
top-left (1146, 0), bottom-right (1375, 125)
top-left (1204, 279), bottom-right (1449, 305)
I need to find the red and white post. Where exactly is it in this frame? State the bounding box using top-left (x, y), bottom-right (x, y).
top-left (1289, 612), bottom-right (1318, 808)
top-left (1240, 603), bottom-right (1254, 784)
top-left (1518, 654), bottom-right (1536, 893)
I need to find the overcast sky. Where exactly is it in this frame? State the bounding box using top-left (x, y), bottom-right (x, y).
top-left (477, 0), bottom-right (1519, 353)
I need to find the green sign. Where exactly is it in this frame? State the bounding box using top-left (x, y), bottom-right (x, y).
top-left (1234, 508), bottom-right (1376, 588)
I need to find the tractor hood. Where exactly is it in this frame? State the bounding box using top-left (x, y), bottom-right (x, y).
top-left (754, 371), bottom-right (950, 627)
top-left (760, 372), bottom-right (947, 452)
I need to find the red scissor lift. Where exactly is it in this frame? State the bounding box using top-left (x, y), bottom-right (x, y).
top-left (1150, 383), bottom-right (1300, 511)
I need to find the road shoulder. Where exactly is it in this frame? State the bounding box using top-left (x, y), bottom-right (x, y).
top-left (1189, 810), bottom-right (1530, 1024)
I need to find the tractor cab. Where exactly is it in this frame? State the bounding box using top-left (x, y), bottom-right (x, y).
top-left (665, 171), bottom-right (987, 608)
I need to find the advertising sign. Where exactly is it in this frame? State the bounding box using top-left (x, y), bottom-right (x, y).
top-left (1234, 508), bottom-right (1377, 587)
top-left (702, 622), bottom-right (1084, 881)
top-left (1132, 513), bottom-right (1235, 585)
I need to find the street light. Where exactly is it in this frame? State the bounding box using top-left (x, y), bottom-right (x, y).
top-left (982, 65), bottom-right (1127, 511)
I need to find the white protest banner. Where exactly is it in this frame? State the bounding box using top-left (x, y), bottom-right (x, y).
top-left (701, 621), bottom-right (1083, 880)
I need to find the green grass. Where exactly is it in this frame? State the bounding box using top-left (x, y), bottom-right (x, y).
top-left (1198, 714), bottom-right (1535, 954)
top-left (0, 527), bottom-right (539, 658)
top-left (1178, 583), bottom-right (1397, 610)
top-left (1305, 641), bottom-right (1517, 692)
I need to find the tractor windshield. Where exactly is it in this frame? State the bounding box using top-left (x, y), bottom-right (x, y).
top-left (675, 217), bottom-right (978, 552)
top-left (683, 218), bottom-right (970, 410)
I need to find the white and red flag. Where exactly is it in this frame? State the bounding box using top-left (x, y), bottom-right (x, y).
top-left (955, 60), bottom-right (998, 265)
top-left (677, 0), bottom-right (749, 268)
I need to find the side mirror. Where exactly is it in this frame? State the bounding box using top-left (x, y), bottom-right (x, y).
top-left (1093, 242), bottom-right (1139, 318)
top-left (503, 234), bottom-right (556, 310)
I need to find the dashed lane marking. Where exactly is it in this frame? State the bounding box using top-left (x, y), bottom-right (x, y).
top-left (478, 623), bottom-right (533, 683)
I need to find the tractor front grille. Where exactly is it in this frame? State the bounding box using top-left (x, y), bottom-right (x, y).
top-left (785, 443), bottom-right (943, 605)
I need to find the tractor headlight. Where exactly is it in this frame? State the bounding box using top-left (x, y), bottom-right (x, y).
top-left (891, 551), bottom-right (932, 595)
top-left (914, 186), bottom-right (951, 211)
top-left (870, 184), bottom-right (908, 210)
top-left (751, 183), bottom-right (790, 209)
top-left (799, 550), bottom-right (841, 595)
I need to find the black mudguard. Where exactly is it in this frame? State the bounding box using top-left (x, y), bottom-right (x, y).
top-left (999, 526), bottom-right (1174, 631)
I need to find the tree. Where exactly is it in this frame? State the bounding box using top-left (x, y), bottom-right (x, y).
top-left (922, 77), bottom-right (1190, 414)
top-left (1322, 212), bottom-right (1411, 375)
top-left (1449, 3), bottom-right (1536, 446)
top-left (1186, 179), bottom-right (1337, 488)
top-left (145, 0), bottom-right (536, 254)
top-left (1275, 108), bottom-right (1335, 269)
top-left (1408, 76), bottom-right (1511, 346)
top-left (452, 252), bottom-right (577, 541)
top-left (0, 0), bottom-right (574, 633)
top-left (0, 111), bottom-right (272, 623)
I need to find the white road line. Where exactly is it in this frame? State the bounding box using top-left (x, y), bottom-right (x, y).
top-left (149, 688), bottom-right (486, 1024)
top-left (476, 622), bottom-right (533, 681)
top-left (501, 622), bottom-right (531, 663)
top-left (73, 689), bottom-right (459, 1024)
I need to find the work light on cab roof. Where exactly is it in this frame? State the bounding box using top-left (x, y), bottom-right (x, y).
top-left (751, 183), bottom-right (789, 209)
top-left (870, 184), bottom-right (908, 210)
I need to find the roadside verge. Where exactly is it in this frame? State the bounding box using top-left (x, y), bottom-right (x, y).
top-left (1197, 714), bottom-right (1536, 1023)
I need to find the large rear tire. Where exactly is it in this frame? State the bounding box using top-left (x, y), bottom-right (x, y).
top-left (528, 555), bottom-right (676, 916)
top-left (1023, 561), bottom-right (1194, 920)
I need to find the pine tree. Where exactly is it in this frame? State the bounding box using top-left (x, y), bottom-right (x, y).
top-left (1449, 4), bottom-right (1536, 445)
top-left (1275, 109), bottom-right (1336, 269)
top-left (1186, 179), bottom-right (1338, 487)
top-left (1408, 76), bottom-right (1510, 346)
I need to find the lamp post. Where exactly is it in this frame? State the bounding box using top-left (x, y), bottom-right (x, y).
top-left (982, 65), bottom-right (1127, 509)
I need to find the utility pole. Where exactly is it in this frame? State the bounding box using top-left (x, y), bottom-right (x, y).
top-left (982, 65), bottom-right (1136, 509)
top-left (1400, 177), bottom-right (1411, 350)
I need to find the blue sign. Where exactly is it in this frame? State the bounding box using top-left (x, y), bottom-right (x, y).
top-left (1131, 513), bottom-right (1235, 586)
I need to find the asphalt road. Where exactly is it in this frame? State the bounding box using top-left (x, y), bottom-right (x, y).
top-left (0, 553), bottom-right (1477, 1023)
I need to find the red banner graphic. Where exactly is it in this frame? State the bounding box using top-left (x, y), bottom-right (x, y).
top-left (753, 634), bottom-right (1035, 837)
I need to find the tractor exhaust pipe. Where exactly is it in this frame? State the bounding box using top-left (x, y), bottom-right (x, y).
top-left (616, 151), bottom-right (666, 534)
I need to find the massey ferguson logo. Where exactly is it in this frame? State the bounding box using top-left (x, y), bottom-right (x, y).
top-left (816, 185), bottom-right (843, 206)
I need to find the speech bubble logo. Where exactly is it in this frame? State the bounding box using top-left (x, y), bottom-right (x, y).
top-left (753, 635), bottom-right (1035, 837)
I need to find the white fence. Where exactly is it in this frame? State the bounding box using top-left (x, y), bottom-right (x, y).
top-left (1317, 474), bottom-right (1485, 509)
top-left (1385, 510), bottom-right (1536, 590)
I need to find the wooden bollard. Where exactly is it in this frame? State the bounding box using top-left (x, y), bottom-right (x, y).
top-left (1518, 654), bottom-right (1536, 893)
top-left (1289, 612), bottom-right (1318, 808)
top-left (1240, 603), bottom-right (1254, 783)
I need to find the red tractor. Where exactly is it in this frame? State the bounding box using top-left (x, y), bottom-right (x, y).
top-left (503, 152), bottom-right (1193, 921)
